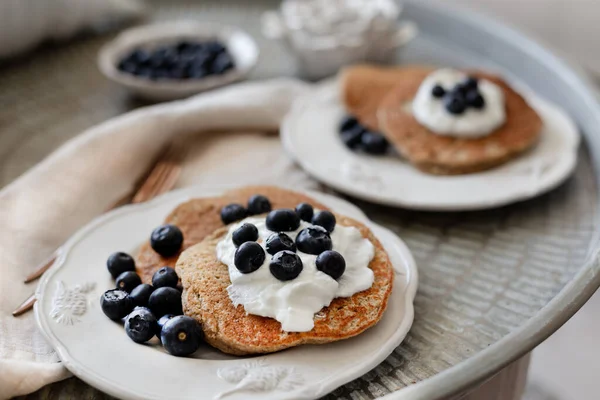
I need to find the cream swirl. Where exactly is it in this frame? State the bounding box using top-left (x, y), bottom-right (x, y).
top-left (412, 68), bottom-right (506, 138)
top-left (215, 215), bottom-right (375, 332)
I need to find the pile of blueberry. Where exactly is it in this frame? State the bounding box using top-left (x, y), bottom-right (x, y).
top-left (338, 115), bottom-right (389, 155)
top-left (432, 76), bottom-right (485, 115)
top-left (117, 40), bottom-right (235, 81)
top-left (100, 224), bottom-right (203, 357)
top-left (221, 195), bottom-right (346, 281)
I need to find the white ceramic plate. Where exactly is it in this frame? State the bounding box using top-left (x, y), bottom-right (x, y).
top-left (98, 22), bottom-right (259, 101)
top-left (34, 185), bottom-right (417, 400)
top-left (281, 81), bottom-right (581, 211)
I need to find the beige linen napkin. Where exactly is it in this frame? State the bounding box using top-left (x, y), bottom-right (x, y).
top-left (0, 78), bottom-right (324, 398)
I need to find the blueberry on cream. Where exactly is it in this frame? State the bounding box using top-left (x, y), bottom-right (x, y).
top-left (296, 226), bottom-right (332, 255)
top-left (412, 68), bottom-right (506, 137)
top-left (216, 198), bottom-right (375, 332)
top-left (265, 232), bottom-right (296, 255)
top-left (234, 242), bottom-right (265, 273)
top-left (232, 223), bottom-right (259, 247)
top-left (265, 209), bottom-right (300, 232)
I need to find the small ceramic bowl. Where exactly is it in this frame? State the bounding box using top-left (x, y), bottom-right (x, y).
top-left (98, 22), bottom-right (259, 101)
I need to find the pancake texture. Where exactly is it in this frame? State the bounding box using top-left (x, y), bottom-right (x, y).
top-left (135, 186), bottom-right (329, 283)
top-left (340, 64), bottom-right (434, 130)
top-left (377, 69), bottom-right (543, 175)
top-left (176, 209), bottom-right (394, 355)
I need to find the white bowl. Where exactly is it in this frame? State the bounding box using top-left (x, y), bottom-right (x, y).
top-left (98, 22), bottom-right (259, 101)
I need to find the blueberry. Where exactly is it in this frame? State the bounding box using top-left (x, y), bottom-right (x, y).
top-left (220, 203), bottom-right (247, 224)
top-left (204, 40), bottom-right (226, 54)
top-left (295, 203), bottom-right (314, 222)
top-left (361, 132), bottom-right (389, 155)
top-left (234, 242), bottom-right (265, 274)
top-left (296, 226), bottom-right (332, 255)
top-left (265, 232), bottom-right (296, 255)
top-left (161, 315), bottom-right (203, 357)
top-left (150, 47), bottom-right (178, 68)
top-left (148, 287), bottom-right (183, 318)
top-left (466, 91), bottom-right (485, 109)
top-left (169, 66), bottom-right (189, 80)
top-left (212, 52), bottom-right (234, 74)
top-left (152, 266), bottom-right (179, 289)
top-left (340, 124), bottom-right (366, 149)
top-left (157, 314), bottom-right (176, 331)
top-left (265, 209), bottom-right (300, 232)
top-left (100, 289), bottom-right (134, 321)
top-left (232, 223), bottom-right (259, 247)
top-left (125, 307), bottom-right (158, 343)
top-left (136, 68), bottom-right (152, 79)
top-left (270, 250), bottom-right (303, 281)
top-left (339, 115), bottom-right (359, 132)
top-left (312, 210), bottom-right (336, 233)
top-left (431, 84), bottom-right (445, 98)
top-left (464, 76), bottom-right (478, 90)
top-left (444, 94), bottom-right (467, 115)
top-left (128, 49), bottom-right (151, 65)
top-left (118, 60), bottom-right (137, 75)
top-left (150, 68), bottom-right (171, 80)
top-left (453, 83), bottom-right (469, 96)
top-left (116, 271), bottom-right (142, 293)
top-left (189, 65), bottom-right (209, 79)
top-left (150, 224), bottom-right (184, 257)
top-left (130, 283), bottom-right (154, 307)
top-left (316, 250), bottom-right (346, 280)
top-left (175, 41), bottom-right (194, 53)
top-left (106, 252), bottom-right (136, 279)
top-left (247, 195), bottom-right (272, 215)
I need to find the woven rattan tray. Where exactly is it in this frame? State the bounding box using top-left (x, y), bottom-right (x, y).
top-left (4, 0), bottom-right (600, 399)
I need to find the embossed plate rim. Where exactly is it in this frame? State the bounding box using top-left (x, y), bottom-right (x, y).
top-left (34, 184), bottom-right (418, 400)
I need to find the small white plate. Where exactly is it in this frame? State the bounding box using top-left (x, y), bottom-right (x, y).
top-left (34, 185), bottom-right (417, 400)
top-left (98, 22), bottom-right (259, 101)
top-left (282, 81), bottom-right (581, 211)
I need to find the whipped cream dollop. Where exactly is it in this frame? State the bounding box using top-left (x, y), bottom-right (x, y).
top-left (216, 215), bottom-right (375, 332)
top-left (412, 68), bottom-right (506, 138)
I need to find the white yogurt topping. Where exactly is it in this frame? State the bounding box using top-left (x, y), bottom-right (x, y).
top-left (412, 68), bottom-right (506, 138)
top-left (216, 215), bottom-right (375, 332)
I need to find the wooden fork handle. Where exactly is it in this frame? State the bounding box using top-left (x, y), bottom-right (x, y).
top-left (23, 251), bottom-right (58, 283)
top-left (12, 293), bottom-right (36, 317)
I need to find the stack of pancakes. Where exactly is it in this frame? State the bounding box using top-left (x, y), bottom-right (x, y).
top-left (340, 65), bottom-right (543, 174)
top-left (136, 186), bottom-right (394, 355)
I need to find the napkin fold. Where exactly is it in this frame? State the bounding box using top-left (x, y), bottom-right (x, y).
top-left (0, 78), bottom-right (317, 398)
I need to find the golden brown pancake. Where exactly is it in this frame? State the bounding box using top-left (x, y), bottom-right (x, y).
top-left (135, 186), bottom-right (329, 283)
top-left (377, 69), bottom-right (543, 175)
top-left (177, 209), bottom-right (394, 355)
top-left (340, 64), bottom-right (434, 130)
top-left (137, 186), bottom-right (394, 355)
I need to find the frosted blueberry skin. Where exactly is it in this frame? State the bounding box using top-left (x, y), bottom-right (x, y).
top-left (150, 224), bottom-right (184, 257)
top-left (295, 226), bottom-right (332, 255)
top-left (234, 241), bottom-right (265, 273)
top-left (232, 223), bottom-right (259, 247)
top-left (269, 250), bottom-right (303, 281)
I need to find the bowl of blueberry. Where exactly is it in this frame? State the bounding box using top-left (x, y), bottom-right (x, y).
top-left (98, 21), bottom-right (259, 101)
